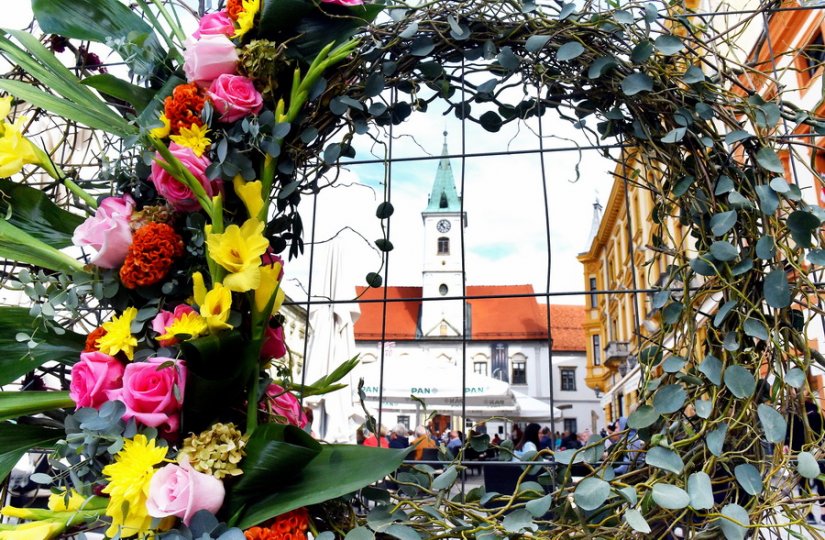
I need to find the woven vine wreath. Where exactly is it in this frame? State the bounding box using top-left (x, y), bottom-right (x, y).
top-left (0, 0), bottom-right (823, 538)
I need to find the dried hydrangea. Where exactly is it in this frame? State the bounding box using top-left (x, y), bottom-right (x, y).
top-left (237, 40), bottom-right (287, 101)
top-left (179, 422), bottom-right (247, 480)
top-left (130, 204), bottom-right (175, 230)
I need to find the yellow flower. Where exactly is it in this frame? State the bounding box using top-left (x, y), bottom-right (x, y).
top-left (206, 219), bottom-right (269, 292)
top-left (170, 123), bottom-right (211, 157)
top-left (101, 434), bottom-right (167, 539)
top-left (96, 307), bottom-right (139, 361)
top-left (150, 113), bottom-right (171, 139)
top-left (158, 311), bottom-right (209, 342)
top-left (0, 117), bottom-right (39, 177)
top-left (254, 261), bottom-right (285, 321)
top-left (234, 0), bottom-right (260, 39)
top-left (0, 520), bottom-right (64, 540)
top-left (233, 176), bottom-right (264, 219)
top-left (192, 272), bottom-right (233, 333)
top-left (47, 490), bottom-right (85, 512)
top-left (0, 96), bottom-right (11, 123)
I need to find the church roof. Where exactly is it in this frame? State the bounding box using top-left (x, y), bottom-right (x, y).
top-left (425, 133), bottom-right (462, 212)
top-left (354, 284), bottom-right (586, 350)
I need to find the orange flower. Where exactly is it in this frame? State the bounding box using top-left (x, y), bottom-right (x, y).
top-left (244, 508), bottom-right (310, 540)
top-left (227, 0), bottom-right (243, 20)
top-left (163, 83), bottom-right (207, 135)
top-left (119, 222), bottom-right (184, 289)
top-left (84, 326), bottom-right (107, 352)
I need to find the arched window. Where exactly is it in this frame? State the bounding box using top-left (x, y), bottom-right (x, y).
top-left (437, 236), bottom-right (449, 254)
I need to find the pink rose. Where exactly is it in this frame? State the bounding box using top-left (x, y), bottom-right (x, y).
top-left (321, 0), bottom-right (365, 5)
top-left (69, 351), bottom-right (125, 409)
top-left (193, 11), bottom-right (235, 39)
top-left (207, 74), bottom-right (263, 123)
top-left (146, 457), bottom-right (224, 525)
top-left (265, 384), bottom-right (307, 428)
top-left (72, 195), bottom-right (135, 269)
top-left (151, 143), bottom-right (220, 212)
top-left (152, 304), bottom-right (196, 347)
top-left (183, 35), bottom-right (238, 86)
top-left (107, 357), bottom-right (186, 435)
top-left (260, 325), bottom-right (287, 360)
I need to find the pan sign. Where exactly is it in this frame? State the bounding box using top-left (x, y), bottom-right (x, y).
top-left (360, 386), bottom-right (489, 396)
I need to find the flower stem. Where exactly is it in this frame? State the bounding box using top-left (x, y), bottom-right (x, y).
top-left (32, 146), bottom-right (97, 210)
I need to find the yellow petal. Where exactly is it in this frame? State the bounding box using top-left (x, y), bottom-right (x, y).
top-left (149, 113), bottom-right (171, 139)
top-left (0, 96), bottom-right (10, 120)
top-left (232, 176), bottom-right (264, 219)
top-left (223, 264), bottom-right (261, 293)
top-left (192, 272), bottom-right (207, 306)
top-left (0, 520), bottom-right (64, 540)
top-left (254, 262), bottom-right (283, 318)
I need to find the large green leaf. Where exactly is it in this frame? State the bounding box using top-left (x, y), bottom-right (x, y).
top-left (0, 179), bottom-right (83, 248)
top-left (82, 74), bottom-right (154, 110)
top-left (237, 444), bottom-right (409, 529)
top-left (0, 218), bottom-right (85, 273)
top-left (0, 391), bottom-right (74, 421)
top-left (0, 422), bottom-right (63, 483)
top-left (0, 307), bottom-right (84, 386)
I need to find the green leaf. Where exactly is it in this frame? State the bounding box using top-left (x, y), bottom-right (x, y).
top-left (707, 424), bottom-right (727, 456)
top-left (755, 236), bottom-right (775, 260)
top-left (0, 179), bottom-right (83, 248)
top-left (662, 355), bottom-right (686, 373)
top-left (345, 527), bottom-right (374, 540)
top-left (714, 301), bottom-right (737, 328)
top-left (787, 210), bottom-right (820, 248)
top-left (623, 509), bottom-right (651, 533)
top-left (366, 272), bottom-right (383, 288)
top-left (719, 503), bottom-right (749, 540)
top-left (0, 307), bottom-right (84, 385)
top-left (502, 509), bottom-right (537, 533)
top-left (755, 147), bottom-right (785, 173)
top-left (553, 448), bottom-right (583, 465)
top-left (0, 219), bottom-right (85, 273)
top-left (651, 484), bottom-right (690, 510)
top-left (725, 130), bottom-right (751, 145)
top-left (715, 175), bottom-right (734, 195)
top-left (661, 127), bottom-right (687, 144)
top-left (0, 422), bottom-right (62, 483)
top-left (797, 451), bottom-right (820, 479)
top-left (631, 41), bottom-right (654, 64)
top-left (654, 35), bottom-right (683, 55)
top-left (385, 524), bottom-right (420, 540)
top-left (734, 463), bottom-right (762, 495)
top-left (695, 399), bottom-right (712, 418)
top-left (732, 258), bottom-right (753, 276)
top-left (653, 384), bottom-right (686, 414)
top-left (645, 446), bottom-right (684, 474)
top-left (807, 249), bottom-right (825, 266)
top-left (710, 210), bottom-right (737, 237)
top-left (574, 477), bottom-right (610, 511)
top-left (710, 241), bottom-right (738, 262)
top-left (525, 494), bottom-right (552, 517)
top-left (237, 445), bottom-right (408, 529)
top-left (662, 302), bottom-right (683, 324)
top-left (699, 355), bottom-right (723, 385)
top-left (0, 391), bottom-right (74, 422)
top-left (672, 175), bottom-right (694, 197)
top-left (687, 471), bottom-right (714, 510)
top-left (724, 365), bottom-right (756, 399)
top-left (763, 268), bottom-right (790, 308)
top-left (81, 73), bottom-right (154, 110)
top-left (621, 73), bottom-right (653, 95)
top-left (755, 185), bottom-right (779, 215)
top-left (785, 368), bottom-right (805, 388)
top-left (728, 190), bottom-right (754, 209)
top-left (743, 319), bottom-right (768, 341)
top-left (682, 65), bottom-right (705, 84)
top-left (432, 465), bottom-right (458, 491)
top-left (557, 41), bottom-right (585, 61)
top-left (627, 405), bottom-right (659, 429)
top-left (757, 403), bottom-right (786, 443)
top-left (525, 35), bottom-right (550, 53)
top-left (588, 56), bottom-right (617, 79)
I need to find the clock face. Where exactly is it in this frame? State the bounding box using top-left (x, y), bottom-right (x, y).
top-left (436, 219), bottom-right (451, 233)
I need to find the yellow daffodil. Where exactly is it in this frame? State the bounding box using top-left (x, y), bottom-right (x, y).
top-left (0, 519), bottom-right (64, 540)
top-left (254, 261), bottom-right (285, 321)
top-left (158, 311), bottom-right (209, 341)
top-left (0, 121), bottom-right (39, 178)
top-left (192, 272), bottom-right (234, 333)
top-left (149, 113), bottom-right (171, 139)
top-left (101, 434), bottom-right (167, 539)
top-left (234, 0), bottom-right (260, 39)
top-left (0, 96), bottom-right (11, 122)
top-left (233, 176), bottom-right (264, 219)
top-left (170, 123), bottom-right (211, 156)
top-left (206, 219), bottom-right (269, 292)
top-left (96, 307), bottom-right (139, 361)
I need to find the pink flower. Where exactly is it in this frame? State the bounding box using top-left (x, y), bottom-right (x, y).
top-left (69, 351), bottom-right (125, 409)
top-left (146, 457), bottom-right (225, 525)
top-left (260, 325), bottom-right (287, 360)
top-left (265, 384), bottom-right (307, 428)
top-left (193, 11), bottom-right (235, 39)
top-left (152, 305), bottom-right (196, 347)
top-left (151, 143), bottom-right (220, 212)
top-left (72, 195), bottom-right (135, 269)
top-left (207, 74), bottom-right (263, 123)
top-left (183, 35), bottom-right (238, 86)
top-left (321, 0), bottom-right (365, 5)
top-left (107, 357), bottom-right (186, 435)
top-left (261, 249), bottom-right (284, 275)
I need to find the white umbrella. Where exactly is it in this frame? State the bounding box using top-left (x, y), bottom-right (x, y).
top-left (303, 235), bottom-right (361, 443)
top-left (510, 390), bottom-right (560, 421)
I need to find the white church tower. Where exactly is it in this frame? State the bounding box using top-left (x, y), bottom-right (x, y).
top-left (420, 132), bottom-right (467, 337)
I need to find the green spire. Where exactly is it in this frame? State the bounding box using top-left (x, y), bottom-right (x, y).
top-left (426, 131), bottom-right (461, 212)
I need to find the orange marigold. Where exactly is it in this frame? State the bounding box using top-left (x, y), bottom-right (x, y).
top-left (227, 0), bottom-right (243, 20)
top-left (119, 222), bottom-right (184, 289)
top-left (244, 508), bottom-right (309, 540)
top-left (164, 83), bottom-right (206, 135)
top-left (84, 326), bottom-right (107, 352)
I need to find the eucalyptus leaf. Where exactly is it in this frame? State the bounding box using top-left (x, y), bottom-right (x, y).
top-left (627, 405), bottom-right (659, 429)
top-left (682, 65), bottom-right (705, 83)
top-left (755, 147), bottom-right (785, 174)
top-left (734, 463), bottom-right (762, 495)
top-left (662, 355), bottom-right (686, 373)
top-left (755, 185), bottom-right (779, 215)
top-left (719, 504), bottom-right (749, 540)
top-left (797, 451), bottom-right (820, 479)
top-left (621, 72), bottom-right (653, 95)
top-left (645, 446), bottom-right (684, 474)
top-left (757, 404), bottom-right (786, 443)
top-left (623, 509), bottom-right (651, 534)
top-left (557, 41), bottom-right (585, 61)
top-left (785, 367), bottom-right (805, 388)
top-left (713, 301), bottom-right (737, 328)
top-left (687, 471), bottom-right (714, 510)
top-left (787, 210), bottom-right (820, 248)
top-left (525, 35), bottom-right (550, 53)
top-left (654, 34), bottom-right (683, 55)
top-left (694, 399), bottom-right (712, 419)
top-left (806, 249), bottom-right (825, 266)
top-left (707, 424), bottom-right (727, 456)
top-left (710, 241), bottom-right (738, 262)
top-left (724, 365), bottom-right (755, 399)
top-left (755, 236), bottom-right (775, 259)
top-left (574, 477), bottom-right (610, 511)
top-left (710, 210), bottom-right (737, 237)
top-left (631, 41), bottom-right (654, 64)
top-left (525, 494), bottom-right (552, 517)
top-left (588, 56), bottom-right (617, 79)
top-left (502, 509), bottom-right (537, 533)
top-left (743, 319), bottom-right (769, 341)
top-left (653, 384), bottom-right (687, 414)
top-left (763, 268), bottom-right (790, 309)
top-left (651, 483), bottom-right (690, 510)
top-left (725, 130), bottom-right (751, 145)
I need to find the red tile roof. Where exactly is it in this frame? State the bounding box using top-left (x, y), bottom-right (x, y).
top-left (354, 285), bottom-right (585, 350)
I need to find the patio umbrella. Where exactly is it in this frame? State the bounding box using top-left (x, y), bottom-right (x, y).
top-left (303, 235), bottom-right (362, 443)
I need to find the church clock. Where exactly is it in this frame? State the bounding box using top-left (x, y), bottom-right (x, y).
top-left (436, 219), bottom-right (451, 233)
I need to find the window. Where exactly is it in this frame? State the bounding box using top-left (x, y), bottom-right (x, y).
top-left (560, 367), bottom-right (576, 391)
top-left (592, 335), bottom-right (601, 366)
top-left (589, 277), bottom-right (598, 308)
top-left (437, 236), bottom-right (449, 254)
top-left (563, 418), bottom-right (577, 435)
top-left (396, 415), bottom-right (410, 430)
top-left (473, 361), bottom-right (488, 376)
top-left (802, 30), bottom-right (825, 81)
top-left (512, 361), bottom-right (527, 384)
